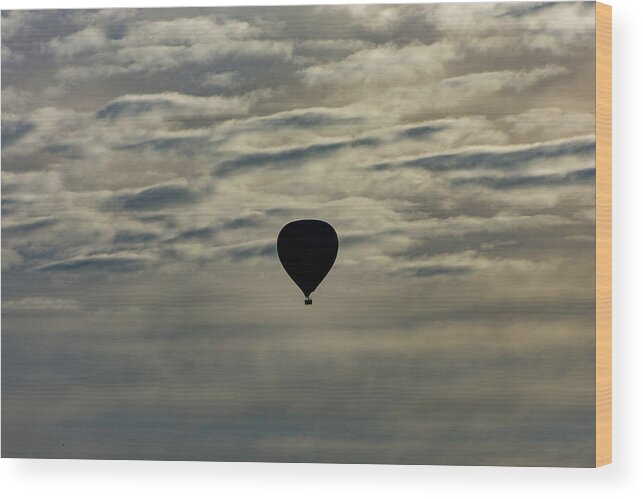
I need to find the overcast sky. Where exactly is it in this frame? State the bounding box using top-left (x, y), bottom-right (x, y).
top-left (2, 2), bottom-right (597, 466)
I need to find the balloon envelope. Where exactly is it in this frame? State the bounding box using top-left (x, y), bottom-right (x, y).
top-left (277, 220), bottom-right (338, 303)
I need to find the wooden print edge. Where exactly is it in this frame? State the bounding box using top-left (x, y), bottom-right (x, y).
top-left (595, 1), bottom-right (612, 468)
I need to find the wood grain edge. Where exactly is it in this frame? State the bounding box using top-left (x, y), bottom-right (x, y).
top-left (595, 1), bottom-right (612, 468)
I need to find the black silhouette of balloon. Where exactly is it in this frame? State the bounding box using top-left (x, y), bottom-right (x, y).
top-left (277, 220), bottom-right (338, 305)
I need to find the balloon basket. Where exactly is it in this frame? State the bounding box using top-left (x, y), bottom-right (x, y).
top-left (304, 298), bottom-right (312, 305)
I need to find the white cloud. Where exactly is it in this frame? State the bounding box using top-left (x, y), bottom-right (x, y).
top-left (96, 92), bottom-right (255, 121)
top-left (303, 41), bottom-right (459, 89)
top-left (502, 107), bottom-right (595, 140)
top-left (2, 248), bottom-right (24, 270)
top-left (3, 297), bottom-right (81, 312)
top-left (47, 15), bottom-right (294, 81)
top-left (201, 71), bottom-right (240, 89)
top-left (48, 26), bottom-right (109, 60)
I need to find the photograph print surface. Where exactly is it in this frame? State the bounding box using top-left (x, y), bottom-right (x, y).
top-left (2, 2), bottom-right (598, 466)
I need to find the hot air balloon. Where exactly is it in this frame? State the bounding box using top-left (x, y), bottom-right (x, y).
top-left (277, 219), bottom-right (338, 305)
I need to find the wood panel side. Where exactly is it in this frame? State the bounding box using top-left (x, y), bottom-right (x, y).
top-left (595, 1), bottom-right (612, 468)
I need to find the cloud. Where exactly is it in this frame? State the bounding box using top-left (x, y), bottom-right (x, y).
top-left (303, 41), bottom-right (458, 89)
top-left (48, 26), bottom-right (108, 60)
top-left (452, 167), bottom-right (596, 190)
top-left (257, 108), bottom-right (363, 130)
top-left (399, 124), bottom-right (444, 140)
top-left (105, 183), bottom-right (202, 211)
top-left (35, 252), bottom-right (154, 272)
top-left (1, 10), bottom-right (52, 42)
top-left (221, 240), bottom-right (276, 261)
top-left (201, 71), bottom-right (240, 89)
top-left (113, 230), bottom-right (160, 245)
top-left (216, 136), bottom-right (379, 176)
top-left (2, 218), bottom-right (58, 235)
top-left (1, 248), bottom-right (23, 270)
top-left (1, 120), bottom-right (34, 148)
top-left (47, 15), bottom-right (293, 82)
top-left (433, 64), bottom-right (569, 96)
top-left (373, 136), bottom-right (595, 173)
top-left (399, 264), bottom-right (473, 279)
top-left (428, 1), bottom-right (595, 45)
top-left (169, 226), bottom-right (218, 242)
top-left (96, 92), bottom-right (254, 121)
top-left (340, 5), bottom-right (404, 31)
top-left (502, 108), bottom-right (595, 140)
top-left (3, 297), bottom-right (81, 312)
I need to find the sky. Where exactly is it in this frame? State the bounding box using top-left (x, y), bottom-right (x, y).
top-left (2, 2), bottom-right (597, 466)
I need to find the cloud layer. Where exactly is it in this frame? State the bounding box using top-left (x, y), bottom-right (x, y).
top-left (2, 3), bottom-right (596, 466)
